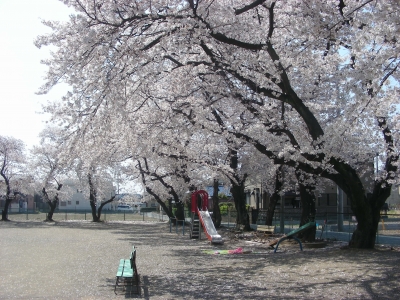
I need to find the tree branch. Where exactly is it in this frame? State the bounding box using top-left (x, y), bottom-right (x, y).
top-left (234, 0), bottom-right (268, 15)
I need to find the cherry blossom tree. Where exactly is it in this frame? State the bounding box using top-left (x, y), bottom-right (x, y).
top-left (30, 127), bottom-right (73, 221)
top-left (36, 0), bottom-right (399, 248)
top-left (63, 133), bottom-right (122, 222)
top-left (0, 136), bottom-right (26, 221)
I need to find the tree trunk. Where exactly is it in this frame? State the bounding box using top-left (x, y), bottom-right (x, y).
top-left (212, 179), bottom-right (222, 228)
top-left (42, 186), bottom-right (62, 222)
top-left (349, 207), bottom-right (380, 248)
top-left (90, 201), bottom-right (100, 222)
top-left (348, 186), bottom-right (390, 248)
top-left (1, 197), bottom-right (12, 221)
top-left (230, 177), bottom-right (251, 231)
top-left (265, 166), bottom-right (283, 225)
top-left (46, 200), bottom-right (57, 222)
top-left (145, 187), bottom-right (175, 219)
top-left (265, 193), bottom-right (279, 226)
top-left (294, 170), bottom-right (317, 241)
top-left (297, 181), bottom-right (316, 242)
top-left (328, 157), bottom-right (392, 248)
top-left (1, 175), bottom-right (12, 221)
top-left (88, 173), bottom-right (101, 222)
top-left (174, 201), bottom-right (185, 221)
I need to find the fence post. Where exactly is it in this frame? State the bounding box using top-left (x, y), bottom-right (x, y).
top-left (325, 212), bottom-right (328, 240)
top-left (348, 213), bottom-right (351, 242)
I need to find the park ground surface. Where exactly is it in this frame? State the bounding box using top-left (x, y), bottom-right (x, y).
top-left (1, 220), bottom-right (400, 300)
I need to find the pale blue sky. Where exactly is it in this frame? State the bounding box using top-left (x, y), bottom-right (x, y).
top-left (0, 0), bottom-right (73, 149)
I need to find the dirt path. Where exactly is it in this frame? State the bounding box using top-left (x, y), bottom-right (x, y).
top-left (1, 220), bottom-right (399, 299)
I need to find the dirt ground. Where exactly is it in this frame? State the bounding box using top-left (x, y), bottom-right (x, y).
top-left (1, 220), bottom-right (399, 299)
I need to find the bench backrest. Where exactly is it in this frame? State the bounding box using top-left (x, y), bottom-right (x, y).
top-left (130, 247), bottom-right (137, 269)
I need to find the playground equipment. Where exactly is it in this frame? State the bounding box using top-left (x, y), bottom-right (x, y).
top-left (268, 221), bottom-right (316, 253)
top-left (190, 190), bottom-right (223, 244)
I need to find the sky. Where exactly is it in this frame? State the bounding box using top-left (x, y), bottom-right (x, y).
top-left (0, 0), bottom-right (74, 150)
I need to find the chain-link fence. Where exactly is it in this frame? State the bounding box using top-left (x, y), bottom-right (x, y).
top-left (5, 208), bottom-right (400, 240)
top-left (2, 209), bottom-right (165, 222)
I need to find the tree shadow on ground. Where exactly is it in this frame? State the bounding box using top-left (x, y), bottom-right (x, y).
top-left (3, 220), bottom-right (399, 299)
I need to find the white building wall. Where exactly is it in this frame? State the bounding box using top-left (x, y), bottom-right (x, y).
top-left (58, 180), bottom-right (115, 211)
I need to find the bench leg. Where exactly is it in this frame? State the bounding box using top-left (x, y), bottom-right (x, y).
top-left (114, 277), bottom-right (120, 294)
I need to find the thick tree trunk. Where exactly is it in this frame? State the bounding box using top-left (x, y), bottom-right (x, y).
top-left (212, 179), bottom-right (222, 228)
top-left (230, 177), bottom-right (251, 231)
top-left (295, 170), bottom-right (317, 242)
top-left (297, 182), bottom-right (316, 242)
top-left (350, 210), bottom-right (380, 248)
top-left (90, 201), bottom-right (100, 222)
top-left (1, 197), bottom-right (12, 221)
top-left (328, 157), bottom-right (393, 248)
top-left (265, 194), bottom-right (279, 226)
top-left (1, 177), bottom-right (12, 221)
top-left (42, 186), bottom-right (62, 222)
top-left (91, 200), bottom-right (116, 222)
top-left (348, 190), bottom-right (390, 248)
top-left (174, 201), bottom-right (185, 221)
top-left (265, 166), bottom-right (283, 225)
top-left (46, 201), bottom-right (57, 222)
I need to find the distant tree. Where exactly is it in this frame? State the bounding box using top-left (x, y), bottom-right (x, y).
top-left (41, 182), bottom-right (63, 222)
top-left (30, 127), bottom-right (70, 221)
top-left (0, 136), bottom-right (26, 221)
top-left (87, 170), bottom-right (115, 222)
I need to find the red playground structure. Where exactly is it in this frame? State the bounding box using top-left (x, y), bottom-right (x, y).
top-left (190, 190), bottom-right (223, 244)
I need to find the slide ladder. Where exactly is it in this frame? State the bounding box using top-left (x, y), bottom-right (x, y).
top-left (190, 214), bottom-right (201, 239)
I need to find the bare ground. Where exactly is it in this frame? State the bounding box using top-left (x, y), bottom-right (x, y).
top-left (0, 220), bottom-right (399, 300)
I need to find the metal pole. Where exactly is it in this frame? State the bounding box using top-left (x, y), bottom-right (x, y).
top-left (337, 185), bottom-right (344, 232)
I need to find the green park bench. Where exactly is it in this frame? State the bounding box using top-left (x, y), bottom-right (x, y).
top-left (268, 222), bottom-right (316, 253)
top-left (114, 246), bottom-right (139, 295)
